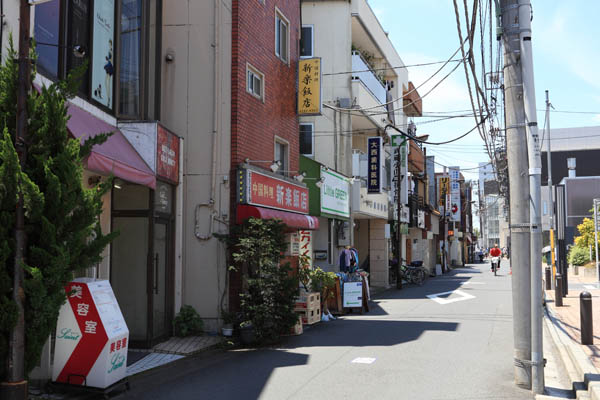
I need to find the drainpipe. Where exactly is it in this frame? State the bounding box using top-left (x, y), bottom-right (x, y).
top-left (194, 0), bottom-right (220, 240)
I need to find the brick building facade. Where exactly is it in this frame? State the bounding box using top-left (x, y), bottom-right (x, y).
top-left (229, 0), bottom-right (301, 309)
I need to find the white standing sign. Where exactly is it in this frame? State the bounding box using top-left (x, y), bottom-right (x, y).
top-left (343, 281), bottom-right (363, 307)
top-left (449, 167), bottom-right (461, 222)
top-left (53, 279), bottom-right (129, 388)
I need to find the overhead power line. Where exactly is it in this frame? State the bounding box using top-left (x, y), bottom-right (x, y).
top-left (322, 58), bottom-right (464, 76)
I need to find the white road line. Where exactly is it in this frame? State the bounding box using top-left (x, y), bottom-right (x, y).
top-left (584, 285), bottom-right (597, 290)
top-left (351, 357), bottom-right (376, 364)
top-left (459, 282), bottom-right (485, 285)
top-left (427, 289), bottom-right (476, 305)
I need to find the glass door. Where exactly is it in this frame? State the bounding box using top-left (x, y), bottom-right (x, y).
top-left (152, 219), bottom-right (169, 340)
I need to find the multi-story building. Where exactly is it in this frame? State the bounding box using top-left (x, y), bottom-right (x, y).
top-left (541, 126), bottom-right (600, 244)
top-left (299, 0), bottom-right (423, 287)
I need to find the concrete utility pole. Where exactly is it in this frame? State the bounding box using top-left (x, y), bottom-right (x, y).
top-left (500, 0), bottom-right (532, 389)
top-left (519, 0), bottom-right (544, 392)
top-left (2, 1), bottom-right (30, 399)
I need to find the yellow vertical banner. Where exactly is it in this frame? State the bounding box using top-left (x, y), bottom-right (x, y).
top-left (298, 58), bottom-right (322, 115)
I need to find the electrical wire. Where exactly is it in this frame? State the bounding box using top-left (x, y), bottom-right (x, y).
top-left (322, 58), bottom-right (464, 76)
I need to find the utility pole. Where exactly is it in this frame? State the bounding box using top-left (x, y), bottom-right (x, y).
top-left (500, 0), bottom-right (532, 389)
top-left (396, 139), bottom-right (405, 289)
top-left (2, 1), bottom-right (30, 399)
top-left (546, 91), bottom-right (557, 288)
top-left (519, 0), bottom-right (544, 392)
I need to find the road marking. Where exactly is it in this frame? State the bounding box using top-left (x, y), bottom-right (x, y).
top-left (584, 285), bottom-right (597, 290)
top-left (459, 282), bottom-right (485, 285)
top-left (351, 357), bottom-right (376, 364)
top-left (427, 289), bottom-right (476, 305)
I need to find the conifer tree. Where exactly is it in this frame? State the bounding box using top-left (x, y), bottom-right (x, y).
top-left (0, 38), bottom-right (116, 379)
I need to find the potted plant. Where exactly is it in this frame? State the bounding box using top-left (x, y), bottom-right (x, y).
top-left (239, 320), bottom-right (255, 344)
top-left (221, 311), bottom-right (236, 337)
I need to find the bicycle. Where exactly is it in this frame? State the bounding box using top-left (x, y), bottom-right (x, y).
top-left (398, 263), bottom-right (427, 286)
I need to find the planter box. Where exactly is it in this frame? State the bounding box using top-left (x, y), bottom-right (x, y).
top-left (295, 291), bottom-right (321, 311)
top-left (296, 307), bottom-right (321, 325)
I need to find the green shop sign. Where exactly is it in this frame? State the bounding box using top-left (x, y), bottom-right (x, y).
top-left (320, 168), bottom-right (350, 218)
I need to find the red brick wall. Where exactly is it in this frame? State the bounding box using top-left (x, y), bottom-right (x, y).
top-left (231, 0), bottom-right (300, 172)
top-left (229, 0), bottom-right (301, 311)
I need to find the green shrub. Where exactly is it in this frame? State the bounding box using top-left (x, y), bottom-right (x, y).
top-left (173, 305), bottom-right (204, 337)
top-left (569, 246), bottom-right (589, 266)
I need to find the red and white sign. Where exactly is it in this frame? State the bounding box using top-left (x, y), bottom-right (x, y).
top-left (299, 230), bottom-right (313, 267)
top-left (240, 168), bottom-right (309, 214)
top-left (157, 125), bottom-right (180, 184)
top-left (52, 279), bottom-right (129, 388)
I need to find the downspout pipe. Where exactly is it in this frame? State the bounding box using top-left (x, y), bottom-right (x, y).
top-left (194, 0), bottom-right (220, 240)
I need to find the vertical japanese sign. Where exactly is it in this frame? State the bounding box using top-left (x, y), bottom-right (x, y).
top-left (449, 167), bottom-right (461, 222)
top-left (53, 279), bottom-right (129, 388)
top-left (438, 176), bottom-right (450, 209)
top-left (391, 136), bottom-right (409, 220)
top-left (157, 125), bottom-right (180, 184)
top-left (367, 137), bottom-right (383, 194)
top-left (298, 58), bottom-right (322, 115)
top-left (299, 230), bottom-right (313, 267)
top-left (91, 0), bottom-right (115, 109)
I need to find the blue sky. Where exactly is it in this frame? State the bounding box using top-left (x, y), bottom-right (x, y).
top-left (368, 0), bottom-right (600, 181)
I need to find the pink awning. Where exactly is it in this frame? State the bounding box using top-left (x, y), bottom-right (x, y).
top-left (66, 103), bottom-right (156, 189)
top-left (237, 205), bottom-right (320, 230)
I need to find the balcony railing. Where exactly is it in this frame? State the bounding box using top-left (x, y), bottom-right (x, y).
top-left (351, 51), bottom-right (386, 105)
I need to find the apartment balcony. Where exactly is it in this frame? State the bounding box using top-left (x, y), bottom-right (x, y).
top-left (403, 81), bottom-right (423, 117)
top-left (351, 52), bottom-right (386, 104)
top-left (408, 139), bottom-right (425, 174)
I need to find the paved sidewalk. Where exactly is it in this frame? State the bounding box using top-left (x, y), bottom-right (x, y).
top-left (542, 264), bottom-right (600, 399)
top-left (545, 265), bottom-right (600, 371)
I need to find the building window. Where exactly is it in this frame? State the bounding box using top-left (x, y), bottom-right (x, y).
top-left (246, 64), bottom-right (264, 101)
top-left (119, 0), bottom-right (142, 117)
top-left (33, 0), bottom-right (161, 117)
top-left (299, 123), bottom-right (314, 157)
top-left (274, 139), bottom-right (288, 176)
top-left (34, 0), bottom-right (91, 93)
top-left (275, 9), bottom-right (289, 63)
top-left (300, 25), bottom-right (313, 58)
top-left (34, 0), bottom-right (61, 80)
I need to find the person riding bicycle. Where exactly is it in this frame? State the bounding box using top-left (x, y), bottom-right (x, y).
top-left (489, 244), bottom-right (502, 271)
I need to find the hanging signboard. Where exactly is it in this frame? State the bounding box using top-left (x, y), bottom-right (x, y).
top-left (156, 125), bottom-right (180, 184)
top-left (343, 281), bottom-right (363, 307)
top-left (367, 137), bottom-right (383, 194)
top-left (391, 136), bottom-right (409, 220)
top-left (238, 167), bottom-right (309, 214)
top-left (53, 279), bottom-right (128, 388)
top-left (298, 58), bottom-right (322, 115)
top-left (320, 167), bottom-right (350, 218)
top-left (449, 167), bottom-right (461, 222)
top-left (91, 0), bottom-right (115, 109)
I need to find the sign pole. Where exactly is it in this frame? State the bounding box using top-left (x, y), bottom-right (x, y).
top-left (594, 199), bottom-right (599, 282)
top-left (396, 141), bottom-right (405, 289)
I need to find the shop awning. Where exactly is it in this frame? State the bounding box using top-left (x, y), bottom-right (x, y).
top-left (237, 205), bottom-right (320, 230)
top-left (66, 103), bottom-right (156, 189)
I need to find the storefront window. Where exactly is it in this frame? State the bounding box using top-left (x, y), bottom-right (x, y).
top-left (113, 181), bottom-right (150, 210)
top-left (34, 0), bottom-right (61, 80)
top-left (119, 0), bottom-right (142, 117)
top-left (66, 0), bottom-right (91, 94)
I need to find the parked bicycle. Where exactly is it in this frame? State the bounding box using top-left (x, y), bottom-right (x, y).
top-left (398, 262), bottom-right (427, 286)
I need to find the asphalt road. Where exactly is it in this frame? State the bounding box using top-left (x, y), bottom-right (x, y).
top-left (119, 262), bottom-right (534, 400)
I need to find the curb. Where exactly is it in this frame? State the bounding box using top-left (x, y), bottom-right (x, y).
top-left (543, 292), bottom-right (600, 399)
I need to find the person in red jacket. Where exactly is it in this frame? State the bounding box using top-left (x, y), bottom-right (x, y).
top-left (489, 244), bottom-right (502, 270)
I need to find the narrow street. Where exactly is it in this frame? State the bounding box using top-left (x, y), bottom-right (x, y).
top-left (119, 262), bottom-right (533, 400)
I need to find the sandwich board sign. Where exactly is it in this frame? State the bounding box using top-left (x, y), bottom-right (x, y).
top-left (52, 278), bottom-right (129, 388)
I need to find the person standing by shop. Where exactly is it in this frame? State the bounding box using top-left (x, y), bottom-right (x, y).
top-left (339, 245), bottom-right (352, 273)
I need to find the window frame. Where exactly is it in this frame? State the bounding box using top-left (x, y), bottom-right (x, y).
top-left (300, 25), bottom-right (314, 58)
top-left (246, 63), bottom-right (265, 102)
top-left (274, 137), bottom-right (289, 177)
top-left (274, 7), bottom-right (289, 64)
top-left (299, 122), bottom-right (314, 157)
